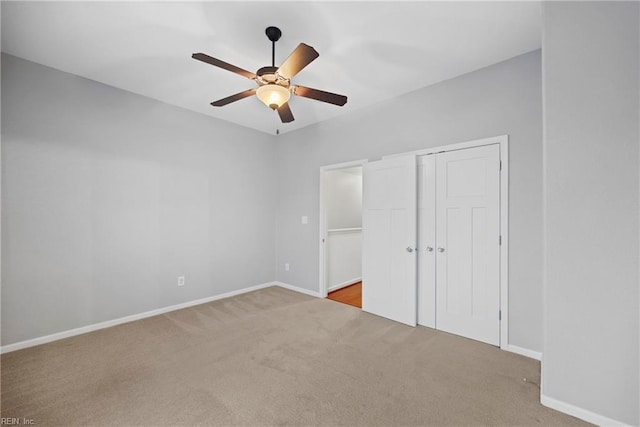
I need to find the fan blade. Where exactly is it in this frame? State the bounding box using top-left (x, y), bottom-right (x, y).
top-left (192, 53), bottom-right (256, 80)
top-left (211, 88), bottom-right (257, 107)
top-left (277, 102), bottom-right (295, 123)
top-left (292, 85), bottom-right (347, 106)
top-left (276, 44), bottom-right (319, 79)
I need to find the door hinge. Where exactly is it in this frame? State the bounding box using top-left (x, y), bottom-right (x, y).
top-left (499, 235), bottom-right (502, 245)
top-left (499, 160), bottom-right (502, 171)
top-left (499, 310), bottom-right (502, 321)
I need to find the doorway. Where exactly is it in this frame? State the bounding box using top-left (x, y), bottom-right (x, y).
top-left (319, 160), bottom-right (367, 306)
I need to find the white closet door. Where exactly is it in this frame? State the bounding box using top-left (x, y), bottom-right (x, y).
top-left (435, 144), bottom-right (500, 345)
top-left (362, 155), bottom-right (417, 326)
top-left (417, 155), bottom-right (436, 328)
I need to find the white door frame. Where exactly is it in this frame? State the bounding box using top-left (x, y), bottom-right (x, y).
top-left (384, 135), bottom-right (509, 349)
top-left (319, 159), bottom-right (368, 298)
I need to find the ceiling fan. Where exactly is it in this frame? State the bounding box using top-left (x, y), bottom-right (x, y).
top-left (192, 26), bottom-right (347, 124)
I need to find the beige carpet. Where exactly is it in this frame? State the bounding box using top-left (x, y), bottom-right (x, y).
top-left (1, 286), bottom-right (587, 426)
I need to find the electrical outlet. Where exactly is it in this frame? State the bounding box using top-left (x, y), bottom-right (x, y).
top-left (284, 263), bottom-right (290, 272)
top-left (177, 276), bottom-right (185, 287)
top-left (301, 216), bottom-right (308, 225)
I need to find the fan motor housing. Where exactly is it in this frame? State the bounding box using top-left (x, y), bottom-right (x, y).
top-left (257, 66), bottom-right (278, 77)
top-left (256, 66), bottom-right (289, 87)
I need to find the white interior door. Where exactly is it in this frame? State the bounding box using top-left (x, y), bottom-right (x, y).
top-left (435, 144), bottom-right (500, 345)
top-left (417, 155), bottom-right (436, 328)
top-left (362, 155), bottom-right (417, 326)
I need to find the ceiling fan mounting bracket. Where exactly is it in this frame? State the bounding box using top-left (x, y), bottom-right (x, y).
top-left (265, 26), bottom-right (282, 43)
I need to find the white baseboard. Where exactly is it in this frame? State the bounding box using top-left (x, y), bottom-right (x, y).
top-left (0, 281), bottom-right (275, 354)
top-left (328, 277), bottom-right (362, 293)
top-left (540, 393), bottom-right (630, 427)
top-left (274, 281), bottom-right (322, 298)
top-left (505, 344), bottom-right (542, 361)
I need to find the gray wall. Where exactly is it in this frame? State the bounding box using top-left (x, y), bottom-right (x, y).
top-left (542, 2), bottom-right (639, 425)
top-left (325, 168), bottom-right (362, 230)
top-left (275, 50), bottom-right (543, 352)
top-left (1, 54), bottom-right (277, 345)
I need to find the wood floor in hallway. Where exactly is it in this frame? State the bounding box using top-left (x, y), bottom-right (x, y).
top-left (327, 282), bottom-right (362, 308)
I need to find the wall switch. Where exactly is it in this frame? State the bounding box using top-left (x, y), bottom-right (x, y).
top-left (301, 216), bottom-right (308, 225)
top-left (177, 276), bottom-right (185, 287)
top-left (285, 263), bottom-right (290, 272)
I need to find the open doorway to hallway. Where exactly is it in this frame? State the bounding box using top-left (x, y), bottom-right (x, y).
top-left (319, 161), bottom-right (365, 307)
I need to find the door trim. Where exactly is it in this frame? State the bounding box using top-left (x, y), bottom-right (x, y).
top-left (388, 135), bottom-right (509, 349)
top-left (319, 159), bottom-right (368, 298)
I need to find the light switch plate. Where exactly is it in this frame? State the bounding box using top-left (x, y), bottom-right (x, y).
top-left (301, 216), bottom-right (308, 224)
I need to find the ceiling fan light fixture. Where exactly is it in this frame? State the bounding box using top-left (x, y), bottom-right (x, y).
top-left (256, 84), bottom-right (290, 110)
top-left (193, 26), bottom-right (347, 123)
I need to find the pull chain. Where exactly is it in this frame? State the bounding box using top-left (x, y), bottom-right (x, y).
top-left (273, 107), bottom-right (280, 135)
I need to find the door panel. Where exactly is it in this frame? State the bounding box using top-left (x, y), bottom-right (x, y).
top-left (417, 155), bottom-right (436, 328)
top-left (362, 156), bottom-right (417, 326)
top-left (435, 144), bottom-right (500, 345)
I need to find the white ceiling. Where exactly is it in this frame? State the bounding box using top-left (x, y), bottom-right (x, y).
top-left (1, 1), bottom-right (541, 135)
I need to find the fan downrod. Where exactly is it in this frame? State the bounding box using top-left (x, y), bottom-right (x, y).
top-left (265, 26), bottom-right (282, 67)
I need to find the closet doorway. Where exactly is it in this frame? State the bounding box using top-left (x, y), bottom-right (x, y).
top-left (319, 160), bottom-right (367, 306)
top-left (361, 136), bottom-right (508, 347)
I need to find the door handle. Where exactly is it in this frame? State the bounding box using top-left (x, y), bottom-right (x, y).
top-left (406, 247), bottom-right (414, 253)
top-left (426, 246), bottom-right (434, 252)
top-left (437, 247), bottom-right (445, 253)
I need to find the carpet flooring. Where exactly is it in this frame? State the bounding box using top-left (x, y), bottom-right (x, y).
top-left (1, 286), bottom-right (587, 426)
